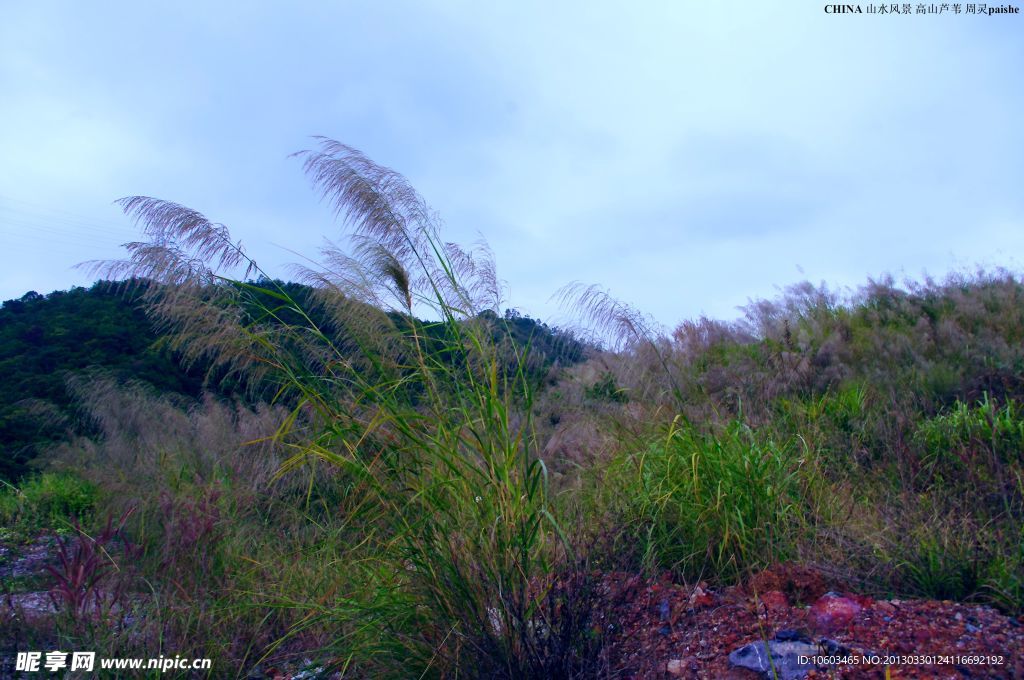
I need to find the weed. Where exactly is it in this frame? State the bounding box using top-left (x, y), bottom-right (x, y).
top-left (47, 510), bottom-right (139, 623)
top-left (600, 419), bottom-right (802, 581)
top-left (0, 473), bottom-right (98, 538)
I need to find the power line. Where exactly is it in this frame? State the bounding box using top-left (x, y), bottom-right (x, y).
top-left (0, 195), bottom-right (136, 238)
top-left (0, 222), bottom-right (128, 251)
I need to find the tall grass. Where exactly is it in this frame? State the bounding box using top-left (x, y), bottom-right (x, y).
top-left (0, 472), bottom-right (98, 538)
top-left (594, 419), bottom-right (802, 581)
top-left (84, 139), bottom-right (588, 677)
top-left (547, 273), bottom-right (1024, 613)
top-left (914, 394), bottom-right (1024, 495)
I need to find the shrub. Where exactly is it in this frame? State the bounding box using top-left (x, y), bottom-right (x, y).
top-left (585, 372), bottom-right (628, 404)
top-left (914, 395), bottom-right (1024, 494)
top-left (0, 472), bottom-right (98, 536)
top-left (600, 419), bottom-right (802, 581)
top-left (899, 525), bottom-right (986, 602)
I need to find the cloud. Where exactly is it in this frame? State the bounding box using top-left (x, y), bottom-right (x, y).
top-left (0, 2), bottom-right (1021, 329)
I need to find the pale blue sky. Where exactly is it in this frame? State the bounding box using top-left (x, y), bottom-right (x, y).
top-left (1, 2), bottom-right (1021, 327)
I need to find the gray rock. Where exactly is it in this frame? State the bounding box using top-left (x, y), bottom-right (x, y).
top-left (2, 591), bottom-right (58, 621)
top-left (727, 639), bottom-right (819, 680)
top-left (773, 629), bottom-right (811, 642)
top-left (0, 536), bottom-right (66, 580)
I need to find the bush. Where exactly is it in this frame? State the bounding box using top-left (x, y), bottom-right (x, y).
top-left (914, 394), bottom-right (1024, 495)
top-left (600, 419), bottom-right (802, 581)
top-left (0, 472), bottom-right (98, 536)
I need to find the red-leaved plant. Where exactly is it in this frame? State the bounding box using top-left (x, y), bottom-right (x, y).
top-left (46, 509), bottom-right (139, 622)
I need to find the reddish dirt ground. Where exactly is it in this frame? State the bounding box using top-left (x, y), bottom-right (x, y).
top-left (598, 565), bottom-right (1024, 678)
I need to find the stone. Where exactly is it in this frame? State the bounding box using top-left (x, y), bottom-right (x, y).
top-left (758, 590), bottom-right (789, 612)
top-left (688, 585), bottom-right (714, 609)
top-left (816, 638), bottom-right (849, 655)
top-left (727, 639), bottom-right (819, 680)
top-left (289, 665), bottom-right (325, 680)
top-left (808, 592), bottom-right (862, 634)
top-left (774, 629), bottom-right (811, 642)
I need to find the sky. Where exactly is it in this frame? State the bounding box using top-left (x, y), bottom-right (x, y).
top-left (1, 2), bottom-right (1021, 330)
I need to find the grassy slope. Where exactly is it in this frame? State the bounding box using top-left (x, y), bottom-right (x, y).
top-left (2, 140), bottom-right (1021, 677)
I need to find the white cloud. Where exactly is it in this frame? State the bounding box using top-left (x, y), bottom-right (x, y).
top-left (0, 1), bottom-right (1021, 330)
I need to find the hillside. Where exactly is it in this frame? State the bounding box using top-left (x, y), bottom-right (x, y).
top-left (0, 280), bottom-right (585, 481)
top-left (0, 282), bottom-right (207, 479)
top-left (1, 142), bottom-right (1021, 678)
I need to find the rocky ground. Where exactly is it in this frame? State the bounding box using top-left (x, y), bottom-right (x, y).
top-left (1, 535), bottom-right (63, 621)
top-left (595, 565), bottom-right (1024, 678)
top-left (3, 534), bottom-right (1022, 678)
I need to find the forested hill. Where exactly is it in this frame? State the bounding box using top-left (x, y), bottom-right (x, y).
top-left (0, 283), bottom-right (206, 479)
top-left (0, 281), bottom-right (586, 480)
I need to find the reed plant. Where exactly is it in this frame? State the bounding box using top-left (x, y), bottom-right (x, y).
top-left (84, 139), bottom-right (583, 677)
